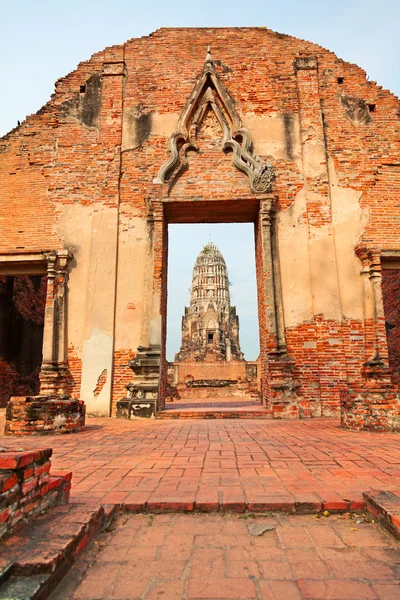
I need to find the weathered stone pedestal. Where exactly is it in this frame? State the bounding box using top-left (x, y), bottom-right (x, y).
top-left (266, 352), bottom-right (307, 419)
top-left (4, 396), bottom-right (85, 436)
top-left (116, 345), bottom-right (161, 419)
top-left (341, 362), bottom-right (400, 432)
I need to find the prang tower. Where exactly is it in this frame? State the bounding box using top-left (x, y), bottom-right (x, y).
top-left (175, 242), bottom-right (244, 362)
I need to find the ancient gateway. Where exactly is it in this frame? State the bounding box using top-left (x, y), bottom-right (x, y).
top-left (1, 28), bottom-right (400, 431)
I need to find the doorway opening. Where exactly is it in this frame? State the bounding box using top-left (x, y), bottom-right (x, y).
top-left (382, 265), bottom-right (400, 386)
top-left (0, 274), bottom-right (47, 406)
top-left (164, 222), bottom-right (264, 415)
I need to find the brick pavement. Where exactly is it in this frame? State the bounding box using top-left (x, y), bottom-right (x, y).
top-left (50, 512), bottom-right (400, 599)
top-left (1, 413), bottom-right (400, 512)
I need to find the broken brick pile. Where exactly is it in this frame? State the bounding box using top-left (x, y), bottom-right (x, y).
top-left (0, 448), bottom-right (71, 539)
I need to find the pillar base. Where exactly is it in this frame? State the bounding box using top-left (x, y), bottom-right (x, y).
top-left (341, 387), bottom-right (400, 432)
top-left (117, 345), bottom-right (160, 419)
top-left (266, 352), bottom-right (308, 419)
top-left (4, 396), bottom-right (86, 436)
top-left (116, 395), bottom-right (157, 419)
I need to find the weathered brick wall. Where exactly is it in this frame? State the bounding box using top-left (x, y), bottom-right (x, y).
top-left (1, 28), bottom-right (400, 416)
top-left (0, 448), bottom-right (71, 539)
top-left (0, 275), bottom-right (46, 406)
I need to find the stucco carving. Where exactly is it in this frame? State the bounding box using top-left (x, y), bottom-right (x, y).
top-left (155, 48), bottom-right (274, 194)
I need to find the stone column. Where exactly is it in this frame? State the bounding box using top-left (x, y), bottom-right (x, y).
top-left (355, 246), bottom-right (376, 363)
top-left (341, 246), bottom-right (400, 431)
top-left (259, 199), bottom-right (303, 418)
top-left (40, 250), bottom-right (73, 395)
top-left (270, 210), bottom-right (287, 353)
top-left (259, 197), bottom-right (278, 348)
top-left (368, 248), bottom-right (389, 367)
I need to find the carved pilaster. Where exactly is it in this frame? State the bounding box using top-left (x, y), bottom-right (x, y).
top-left (258, 200), bottom-right (304, 418)
top-left (355, 245), bottom-right (390, 373)
top-left (39, 250), bottom-right (73, 396)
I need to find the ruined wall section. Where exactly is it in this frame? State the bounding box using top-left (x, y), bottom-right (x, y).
top-left (1, 44), bottom-right (126, 416)
top-left (2, 28), bottom-right (400, 416)
top-left (114, 28), bottom-right (400, 414)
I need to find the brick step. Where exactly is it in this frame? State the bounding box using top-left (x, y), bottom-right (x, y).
top-left (0, 502), bottom-right (115, 599)
top-left (156, 410), bottom-right (272, 419)
top-left (364, 490), bottom-right (400, 541)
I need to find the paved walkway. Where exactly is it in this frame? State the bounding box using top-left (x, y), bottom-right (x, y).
top-left (51, 512), bottom-right (400, 599)
top-left (1, 415), bottom-right (400, 511)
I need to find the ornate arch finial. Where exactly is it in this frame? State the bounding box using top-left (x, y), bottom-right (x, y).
top-left (155, 51), bottom-right (274, 194)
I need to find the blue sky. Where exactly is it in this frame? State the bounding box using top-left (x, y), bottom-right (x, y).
top-left (1, 0), bottom-right (399, 360)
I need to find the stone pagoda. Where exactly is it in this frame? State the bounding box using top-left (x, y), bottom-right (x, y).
top-left (175, 242), bottom-right (244, 362)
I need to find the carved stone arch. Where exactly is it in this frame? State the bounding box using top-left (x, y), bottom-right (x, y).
top-left (155, 48), bottom-right (275, 194)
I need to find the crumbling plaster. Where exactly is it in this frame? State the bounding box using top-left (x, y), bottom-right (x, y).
top-left (55, 203), bottom-right (119, 415)
top-left (114, 211), bottom-right (150, 350)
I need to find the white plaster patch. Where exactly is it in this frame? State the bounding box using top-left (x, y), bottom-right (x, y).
top-left (242, 112), bottom-right (302, 167)
top-left (150, 316), bottom-right (161, 346)
top-left (329, 157), bottom-right (367, 320)
top-left (278, 188), bottom-right (314, 327)
top-left (53, 414), bottom-right (67, 428)
top-left (80, 327), bottom-right (113, 417)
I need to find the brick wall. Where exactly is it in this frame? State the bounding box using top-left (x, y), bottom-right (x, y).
top-left (1, 28), bottom-right (400, 416)
top-left (0, 448), bottom-right (71, 539)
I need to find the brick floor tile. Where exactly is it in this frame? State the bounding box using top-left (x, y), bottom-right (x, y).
top-left (190, 548), bottom-right (225, 578)
top-left (259, 580), bottom-right (302, 600)
top-left (220, 517), bottom-right (249, 534)
top-left (372, 583), bottom-right (400, 600)
top-left (73, 563), bottom-right (120, 599)
top-left (146, 580), bottom-right (186, 600)
top-left (108, 530), bottom-right (136, 547)
top-left (306, 525), bottom-right (346, 547)
top-left (123, 492), bottom-right (149, 511)
top-left (290, 559), bottom-right (330, 580)
top-left (277, 526), bottom-right (313, 548)
top-left (159, 534), bottom-right (194, 560)
top-left (259, 560), bottom-right (293, 579)
top-left (122, 559), bottom-right (186, 581)
top-left (325, 557), bottom-right (395, 580)
top-left (110, 577), bottom-right (148, 599)
top-left (187, 578), bottom-right (257, 599)
top-left (336, 526), bottom-right (397, 547)
top-left (225, 558), bottom-right (262, 578)
top-left (126, 546), bottom-right (159, 560)
top-left (134, 525), bottom-right (169, 546)
top-left (195, 534), bottom-right (249, 547)
top-left (297, 578), bottom-right (378, 599)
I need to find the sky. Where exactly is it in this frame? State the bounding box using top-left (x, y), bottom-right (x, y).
top-left (1, 0), bottom-right (399, 359)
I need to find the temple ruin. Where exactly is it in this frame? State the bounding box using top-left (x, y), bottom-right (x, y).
top-left (175, 242), bottom-right (243, 363)
top-left (1, 27), bottom-right (400, 430)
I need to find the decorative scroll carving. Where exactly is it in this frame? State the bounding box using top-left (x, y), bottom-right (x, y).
top-left (155, 48), bottom-right (274, 194)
